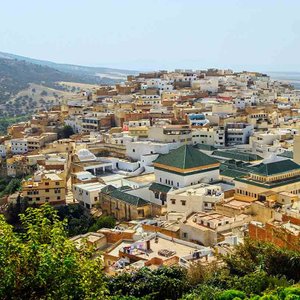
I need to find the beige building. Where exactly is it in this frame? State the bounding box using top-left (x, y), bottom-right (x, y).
top-left (234, 157), bottom-right (300, 203)
top-left (99, 185), bottom-right (152, 220)
top-left (22, 171), bottom-right (66, 205)
top-left (180, 212), bottom-right (250, 246)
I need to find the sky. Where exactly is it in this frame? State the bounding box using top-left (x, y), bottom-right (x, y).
top-left (1, 0), bottom-right (300, 72)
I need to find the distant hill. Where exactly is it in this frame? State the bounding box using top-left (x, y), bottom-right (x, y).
top-left (0, 57), bottom-right (99, 105)
top-left (0, 51), bottom-right (138, 80)
top-left (0, 52), bottom-right (138, 117)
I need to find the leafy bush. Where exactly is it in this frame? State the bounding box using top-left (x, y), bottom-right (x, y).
top-left (0, 205), bottom-right (108, 299)
top-left (88, 215), bottom-right (116, 232)
top-left (108, 266), bottom-right (189, 300)
top-left (223, 239), bottom-right (300, 281)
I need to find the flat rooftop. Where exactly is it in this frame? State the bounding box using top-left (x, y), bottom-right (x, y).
top-left (125, 173), bottom-right (155, 184)
top-left (45, 173), bottom-right (62, 181)
top-left (222, 199), bottom-right (251, 209)
top-left (73, 182), bottom-right (105, 192)
top-left (107, 235), bottom-right (204, 261)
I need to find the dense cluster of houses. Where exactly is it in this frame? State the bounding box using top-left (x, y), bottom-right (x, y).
top-left (1, 68), bottom-right (300, 273)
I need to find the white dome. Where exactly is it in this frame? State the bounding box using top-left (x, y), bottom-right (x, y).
top-left (77, 149), bottom-right (96, 162)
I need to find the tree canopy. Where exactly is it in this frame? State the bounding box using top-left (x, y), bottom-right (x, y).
top-left (0, 205), bottom-right (107, 299)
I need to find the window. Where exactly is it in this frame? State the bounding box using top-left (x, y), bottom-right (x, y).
top-left (45, 182), bottom-right (49, 186)
top-left (183, 232), bottom-right (188, 238)
top-left (36, 197), bottom-right (40, 201)
top-left (55, 182), bottom-right (60, 186)
top-left (181, 200), bottom-right (186, 206)
top-left (138, 210), bottom-right (145, 217)
top-left (45, 189), bottom-right (49, 193)
top-left (171, 199), bottom-right (176, 205)
top-left (94, 196), bottom-right (98, 201)
top-left (132, 149), bottom-right (135, 152)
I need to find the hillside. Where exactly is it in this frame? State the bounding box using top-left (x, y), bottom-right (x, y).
top-left (0, 51), bottom-right (138, 80)
top-left (0, 57), bottom-right (108, 102)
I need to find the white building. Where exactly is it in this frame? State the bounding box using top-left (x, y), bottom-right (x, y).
top-left (192, 78), bottom-right (219, 93)
top-left (126, 140), bottom-right (178, 161)
top-left (0, 144), bottom-right (6, 157)
top-left (73, 182), bottom-right (106, 209)
top-left (153, 144), bottom-right (220, 189)
top-left (11, 139), bottom-right (28, 154)
top-left (148, 125), bottom-right (193, 144)
top-left (225, 123), bottom-right (254, 146)
top-left (167, 183), bottom-right (224, 219)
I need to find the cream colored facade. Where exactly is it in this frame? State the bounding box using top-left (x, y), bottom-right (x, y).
top-left (22, 172), bottom-right (66, 205)
top-left (294, 134), bottom-right (300, 164)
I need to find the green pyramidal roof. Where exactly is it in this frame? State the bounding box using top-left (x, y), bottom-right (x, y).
top-left (153, 145), bottom-right (219, 169)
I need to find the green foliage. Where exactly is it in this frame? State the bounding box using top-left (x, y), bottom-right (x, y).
top-left (0, 177), bottom-right (22, 198)
top-left (56, 204), bottom-right (95, 237)
top-left (55, 204), bottom-right (115, 237)
top-left (40, 90), bottom-right (48, 96)
top-left (57, 125), bottom-right (74, 139)
top-left (181, 239), bottom-right (300, 300)
top-left (5, 195), bottom-right (32, 226)
top-left (108, 266), bottom-right (189, 300)
top-left (1, 204), bottom-right (300, 300)
top-left (223, 239), bottom-right (300, 281)
top-left (217, 289), bottom-right (246, 300)
top-left (88, 215), bottom-right (116, 232)
top-left (0, 57), bottom-right (99, 106)
top-left (0, 204), bottom-right (108, 299)
top-left (0, 115), bottom-right (30, 134)
top-left (182, 284), bottom-right (222, 300)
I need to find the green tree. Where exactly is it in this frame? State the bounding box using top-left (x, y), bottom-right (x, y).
top-left (223, 239), bottom-right (300, 281)
top-left (108, 266), bottom-right (189, 300)
top-left (217, 289), bottom-right (246, 300)
top-left (0, 204), bottom-right (108, 299)
top-left (89, 216), bottom-right (116, 232)
top-left (0, 177), bottom-right (22, 198)
top-left (58, 125), bottom-right (74, 139)
top-left (40, 90), bottom-right (48, 96)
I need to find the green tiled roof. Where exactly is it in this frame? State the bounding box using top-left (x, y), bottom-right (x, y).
top-left (249, 159), bottom-right (300, 176)
top-left (220, 160), bottom-right (252, 176)
top-left (153, 145), bottom-right (219, 169)
top-left (220, 169), bottom-right (249, 179)
top-left (149, 182), bottom-right (172, 193)
top-left (194, 144), bottom-right (217, 151)
top-left (212, 150), bottom-right (263, 162)
top-left (279, 151), bottom-right (293, 159)
top-left (101, 185), bottom-right (116, 194)
top-left (235, 175), bottom-right (300, 188)
top-left (110, 189), bottom-right (149, 207)
top-left (101, 185), bottom-right (149, 206)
